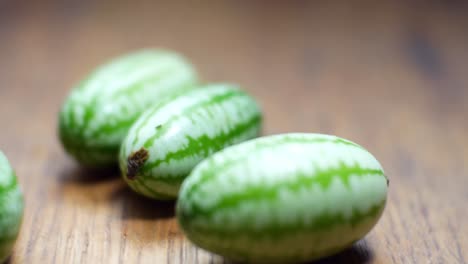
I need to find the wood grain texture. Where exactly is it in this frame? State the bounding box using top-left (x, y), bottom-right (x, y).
top-left (0, 0), bottom-right (467, 263)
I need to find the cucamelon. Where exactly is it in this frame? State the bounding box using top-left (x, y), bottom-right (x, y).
top-left (177, 133), bottom-right (388, 263)
top-left (59, 49), bottom-right (198, 167)
top-left (119, 84), bottom-right (262, 199)
top-left (0, 151), bottom-right (23, 263)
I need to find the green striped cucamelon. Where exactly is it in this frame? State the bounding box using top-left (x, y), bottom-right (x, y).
top-left (177, 133), bottom-right (388, 263)
top-left (59, 49), bottom-right (198, 167)
top-left (119, 84), bottom-right (262, 200)
top-left (0, 151), bottom-right (24, 263)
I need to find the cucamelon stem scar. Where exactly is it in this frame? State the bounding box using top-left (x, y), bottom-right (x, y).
top-left (127, 148), bottom-right (149, 180)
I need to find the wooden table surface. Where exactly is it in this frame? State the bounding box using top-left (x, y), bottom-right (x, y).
top-left (0, 1), bottom-right (467, 263)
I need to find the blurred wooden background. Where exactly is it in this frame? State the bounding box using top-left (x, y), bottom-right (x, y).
top-left (0, 0), bottom-right (467, 263)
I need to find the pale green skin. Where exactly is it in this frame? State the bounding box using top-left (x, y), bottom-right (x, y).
top-left (120, 84), bottom-right (262, 200)
top-left (177, 133), bottom-right (388, 263)
top-left (0, 151), bottom-right (23, 263)
top-left (59, 49), bottom-right (198, 167)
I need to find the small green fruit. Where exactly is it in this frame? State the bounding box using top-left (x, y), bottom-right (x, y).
top-left (119, 84), bottom-right (262, 199)
top-left (177, 133), bottom-right (388, 263)
top-left (59, 49), bottom-right (198, 167)
top-left (0, 151), bottom-right (24, 263)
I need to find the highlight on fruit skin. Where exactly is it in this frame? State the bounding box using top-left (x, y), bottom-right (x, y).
top-left (176, 133), bottom-right (388, 263)
top-left (119, 83), bottom-right (262, 200)
top-left (0, 151), bottom-right (24, 263)
top-left (58, 49), bottom-right (199, 167)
